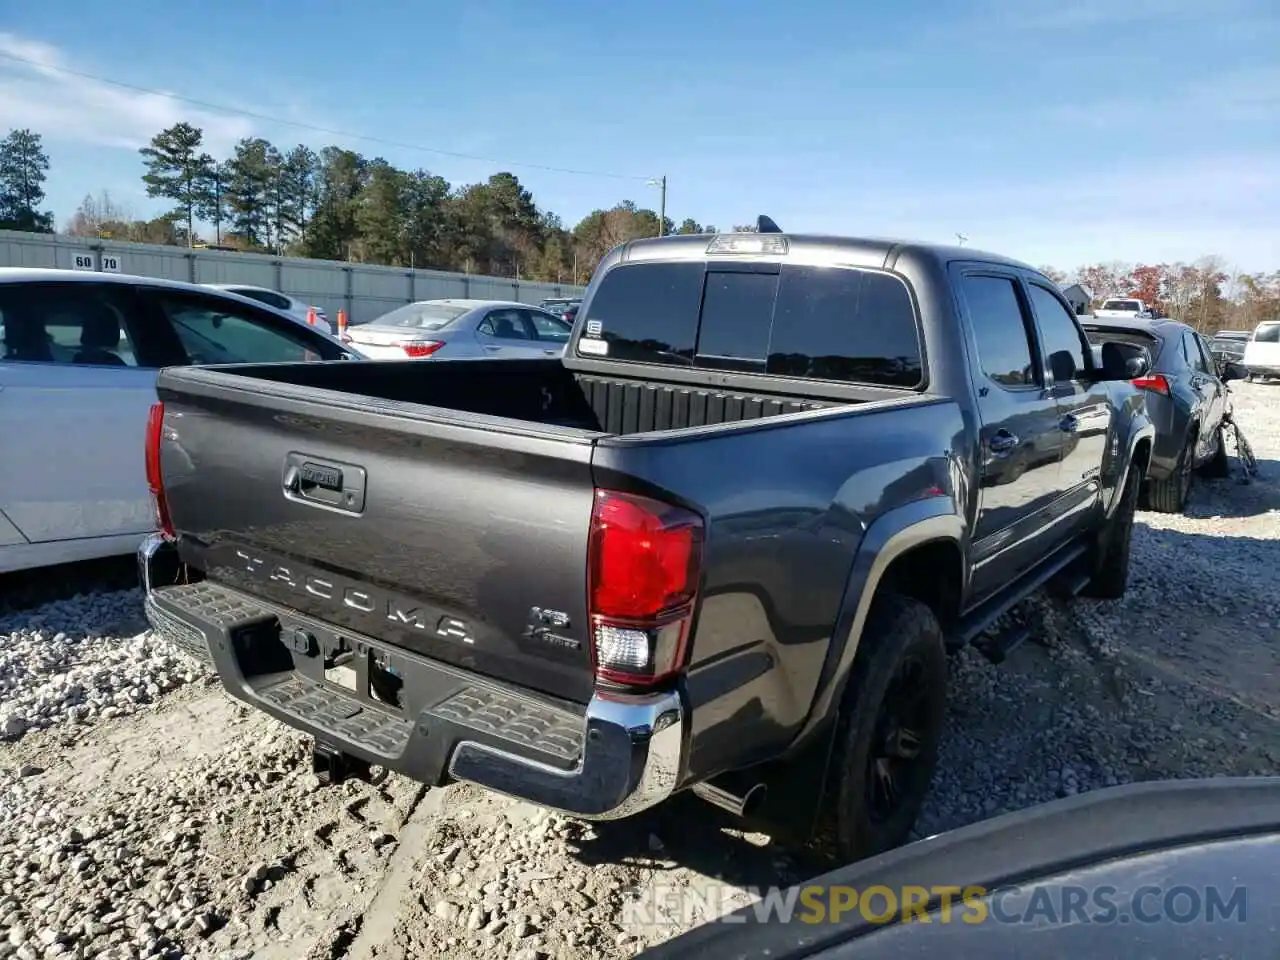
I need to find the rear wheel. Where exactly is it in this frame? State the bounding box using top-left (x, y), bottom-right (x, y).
top-left (1143, 428), bottom-right (1196, 513)
top-left (1082, 466), bottom-right (1139, 600)
top-left (820, 593), bottom-right (947, 864)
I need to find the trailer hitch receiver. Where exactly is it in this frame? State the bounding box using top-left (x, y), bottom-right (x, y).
top-left (312, 740), bottom-right (373, 787)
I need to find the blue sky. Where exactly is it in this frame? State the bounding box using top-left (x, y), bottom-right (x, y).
top-left (2, 0), bottom-right (1277, 272)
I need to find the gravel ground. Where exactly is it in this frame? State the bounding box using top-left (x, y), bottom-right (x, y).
top-left (2, 382), bottom-right (1278, 960)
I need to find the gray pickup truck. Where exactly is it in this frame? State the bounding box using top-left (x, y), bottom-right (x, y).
top-left (140, 227), bottom-right (1154, 862)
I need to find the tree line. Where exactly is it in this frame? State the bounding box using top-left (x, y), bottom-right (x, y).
top-left (1, 124), bottom-right (1278, 321)
top-left (1036, 259), bottom-right (1280, 334)
top-left (121, 122), bottom-right (719, 285)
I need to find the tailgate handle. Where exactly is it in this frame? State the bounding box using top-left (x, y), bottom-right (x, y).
top-left (283, 453), bottom-right (368, 515)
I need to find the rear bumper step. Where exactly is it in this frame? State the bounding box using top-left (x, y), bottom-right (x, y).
top-left (138, 535), bottom-right (683, 820)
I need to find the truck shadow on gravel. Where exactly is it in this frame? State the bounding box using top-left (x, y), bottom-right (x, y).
top-left (1184, 460), bottom-right (1280, 519)
top-left (566, 790), bottom-right (815, 890)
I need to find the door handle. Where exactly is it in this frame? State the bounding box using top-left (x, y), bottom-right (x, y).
top-left (1060, 414), bottom-right (1079, 433)
top-left (989, 431), bottom-right (1019, 456)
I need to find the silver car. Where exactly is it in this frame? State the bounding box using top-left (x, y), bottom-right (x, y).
top-left (0, 268), bottom-right (354, 573)
top-left (344, 299), bottom-right (573, 360)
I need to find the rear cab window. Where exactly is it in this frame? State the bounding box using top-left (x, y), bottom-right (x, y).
top-left (575, 261), bottom-right (923, 388)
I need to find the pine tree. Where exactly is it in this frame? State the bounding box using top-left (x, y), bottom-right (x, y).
top-left (280, 145), bottom-right (318, 245)
top-left (0, 128), bottom-right (54, 233)
top-left (226, 138), bottom-right (276, 248)
top-left (139, 123), bottom-right (214, 246)
top-left (196, 160), bottom-right (231, 244)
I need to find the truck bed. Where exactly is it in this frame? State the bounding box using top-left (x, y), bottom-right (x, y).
top-left (153, 358), bottom-right (944, 709)
top-left (223, 357), bottom-right (837, 435)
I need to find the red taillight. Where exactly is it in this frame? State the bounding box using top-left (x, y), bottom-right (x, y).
top-left (145, 402), bottom-right (175, 540)
top-left (1132, 373), bottom-right (1171, 396)
top-left (402, 341), bottom-right (445, 358)
top-left (587, 490), bottom-right (704, 688)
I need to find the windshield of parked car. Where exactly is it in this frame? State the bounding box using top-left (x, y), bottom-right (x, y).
top-left (1101, 299), bottom-right (1142, 311)
top-left (1252, 323), bottom-right (1280, 343)
top-left (1083, 326), bottom-right (1163, 363)
top-left (371, 303), bottom-right (471, 329)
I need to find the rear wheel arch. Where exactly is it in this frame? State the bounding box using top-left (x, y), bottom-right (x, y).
top-left (876, 538), bottom-right (964, 633)
top-left (824, 533), bottom-right (961, 732)
top-left (799, 507), bottom-right (965, 745)
top-left (761, 512), bottom-right (964, 852)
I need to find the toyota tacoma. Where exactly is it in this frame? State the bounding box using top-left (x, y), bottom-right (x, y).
top-left (140, 225), bottom-right (1154, 861)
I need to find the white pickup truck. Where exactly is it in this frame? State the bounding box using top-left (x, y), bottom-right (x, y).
top-left (1095, 298), bottom-right (1149, 319)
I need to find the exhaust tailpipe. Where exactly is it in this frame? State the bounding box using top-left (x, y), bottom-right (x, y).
top-left (692, 780), bottom-right (767, 818)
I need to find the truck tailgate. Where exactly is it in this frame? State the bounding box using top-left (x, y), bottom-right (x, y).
top-left (156, 368), bottom-right (604, 705)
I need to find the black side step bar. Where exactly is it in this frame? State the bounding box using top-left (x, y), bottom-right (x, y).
top-left (947, 539), bottom-right (1091, 664)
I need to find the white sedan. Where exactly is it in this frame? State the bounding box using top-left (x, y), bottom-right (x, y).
top-left (0, 268), bottom-right (355, 574)
top-left (202, 283), bottom-right (333, 334)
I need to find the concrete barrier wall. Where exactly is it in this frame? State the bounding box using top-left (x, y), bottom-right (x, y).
top-left (0, 230), bottom-right (587, 323)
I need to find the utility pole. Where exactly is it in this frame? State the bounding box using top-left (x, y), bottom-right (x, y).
top-left (648, 176), bottom-right (667, 236)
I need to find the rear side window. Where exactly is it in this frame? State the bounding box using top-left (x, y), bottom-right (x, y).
top-left (769, 266), bottom-right (921, 386)
top-left (0, 282), bottom-right (147, 367)
top-left (1027, 283), bottom-right (1091, 383)
top-left (479, 308), bottom-right (534, 340)
top-left (1183, 330), bottom-right (1210, 374)
top-left (527, 310), bottom-right (572, 342)
top-left (961, 276), bottom-right (1037, 388)
top-left (578, 261), bottom-right (923, 388)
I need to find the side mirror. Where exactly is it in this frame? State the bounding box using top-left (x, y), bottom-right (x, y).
top-left (1220, 361), bottom-right (1242, 383)
top-left (1098, 341), bottom-right (1150, 381)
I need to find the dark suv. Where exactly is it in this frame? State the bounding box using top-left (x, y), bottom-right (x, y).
top-left (1083, 318), bottom-right (1238, 513)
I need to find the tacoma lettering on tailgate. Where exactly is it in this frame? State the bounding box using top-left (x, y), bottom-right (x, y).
top-left (233, 548), bottom-right (475, 644)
